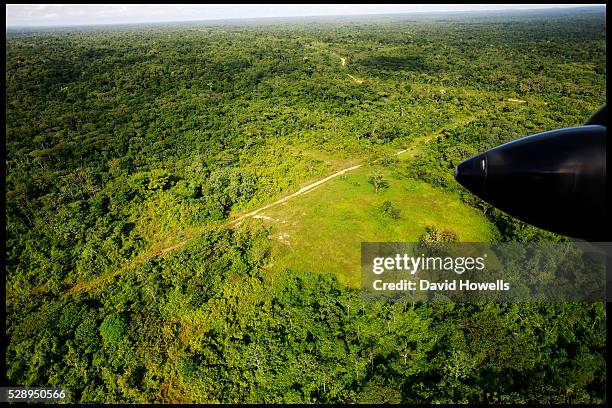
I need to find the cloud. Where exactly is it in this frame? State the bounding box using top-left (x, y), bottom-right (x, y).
top-left (42, 13), bottom-right (60, 20)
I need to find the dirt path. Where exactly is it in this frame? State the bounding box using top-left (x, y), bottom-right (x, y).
top-left (347, 74), bottom-right (364, 84)
top-left (231, 144), bottom-right (421, 226)
top-left (338, 55), bottom-right (364, 83)
top-left (230, 164), bottom-right (362, 226)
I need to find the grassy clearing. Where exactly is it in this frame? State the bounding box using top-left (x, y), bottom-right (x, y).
top-left (241, 157), bottom-right (495, 288)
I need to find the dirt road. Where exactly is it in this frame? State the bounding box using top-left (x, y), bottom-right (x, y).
top-left (347, 74), bottom-right (364, 84)
top-left (230, 146), bottom-right (415, 226)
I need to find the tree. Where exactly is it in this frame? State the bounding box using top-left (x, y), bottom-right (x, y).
top-left (368, 172), bottom-right (389, 193)
top-left (99, 314), bottom-right (128, 347)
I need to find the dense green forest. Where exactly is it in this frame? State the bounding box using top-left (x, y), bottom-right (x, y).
top-left (5, 9), bottom-right (607, 403)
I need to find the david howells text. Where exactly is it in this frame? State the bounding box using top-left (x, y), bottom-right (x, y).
top-left (372, 279), bottom-right (510, 291)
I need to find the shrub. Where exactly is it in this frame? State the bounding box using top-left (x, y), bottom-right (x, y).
top-left (378, 200), bottom-right (401, 219)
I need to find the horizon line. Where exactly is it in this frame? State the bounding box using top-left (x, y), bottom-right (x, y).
top-left (6, 4), bottom-right (606, 29)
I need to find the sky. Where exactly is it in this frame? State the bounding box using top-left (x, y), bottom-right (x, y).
top-left (6, 4), bottom-right (605, 28)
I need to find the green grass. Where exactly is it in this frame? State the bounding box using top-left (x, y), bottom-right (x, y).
top-left (242, 157), bottom-right (495, 288)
